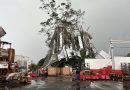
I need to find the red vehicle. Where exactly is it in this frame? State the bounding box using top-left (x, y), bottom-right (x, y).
top-left (38, 67), bottom-right (48, 77)
top-left (31, 72), bottom-right (38, 77)
top-left (80, 65), bottom-right (123, 80)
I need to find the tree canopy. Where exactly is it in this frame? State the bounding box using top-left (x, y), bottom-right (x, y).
top-left (126, 53), bottom-right (130, 57)
top-left (39, 0), bottom-right (95, 68)
top-left (40, 0), bottom-right (85, 45)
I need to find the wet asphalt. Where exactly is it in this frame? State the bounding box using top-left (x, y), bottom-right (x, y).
top-left (0, 76), bottom-right (130, 90)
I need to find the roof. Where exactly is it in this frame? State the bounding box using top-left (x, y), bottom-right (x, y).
top-left (0, 26), bottom-right (6, 38)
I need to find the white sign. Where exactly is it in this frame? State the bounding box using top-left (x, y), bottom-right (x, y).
top-left (0, 64), bottom-right (8, 68)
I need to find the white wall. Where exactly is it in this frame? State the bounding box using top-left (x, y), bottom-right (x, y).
top-left (14, 55), bottom-right (30, 67)
top-left (114, 57), bottom-right (130, 70)
top-left (85, 59), bottom-right (112, 69)
top-left (85, 57), bottom-right (130, 70)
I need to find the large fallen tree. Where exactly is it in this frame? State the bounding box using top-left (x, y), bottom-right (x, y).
top-left (39, 0), bottom-right (96, 68)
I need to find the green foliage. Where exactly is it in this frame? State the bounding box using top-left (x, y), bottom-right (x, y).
top-left (37, 58), bottom-right (46, 66)
top-left (127, 53), bottom-right (130, 57)
top-left (40, 0), bottom-right (85, 45)
top-left (80, 49), bottom-right (87, 59)
top-left (39, 0), bottom-right (95, 68)
top-left (51, 56), bottom-right (83, 68)
top-left (51, 60), bottom-right (65, 67)
top-left (30, 63), bottom-right (38, 72)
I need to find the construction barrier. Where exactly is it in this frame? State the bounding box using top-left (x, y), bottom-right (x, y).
top-left (47, 66), bottom-right (72, 76)
top-left (56, 67), bottom-right (61, 75)
top-left (61, 66), bottom-right (72, 75)
top-left (48, 67), bottom-right (57, 76)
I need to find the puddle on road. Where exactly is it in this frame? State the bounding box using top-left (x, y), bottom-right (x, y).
top-left (0, 77), bottom-right (129, 90)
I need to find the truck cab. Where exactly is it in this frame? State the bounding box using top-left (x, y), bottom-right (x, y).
top-left (0, 41), bottom-right (15, 81)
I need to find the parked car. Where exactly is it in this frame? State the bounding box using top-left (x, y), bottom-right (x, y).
top-left (31, 72), bottom-right (38, 77)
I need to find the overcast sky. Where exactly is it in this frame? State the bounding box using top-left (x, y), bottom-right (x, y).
top-left (0, 0), bottom-right (130, 63)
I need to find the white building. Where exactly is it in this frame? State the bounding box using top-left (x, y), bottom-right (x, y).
top-left (85, 57), bottom-right (130, 70)
top-left (14, 55), bottom-right (31, 72)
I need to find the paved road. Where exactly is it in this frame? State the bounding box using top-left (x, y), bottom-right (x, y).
top-left (1, 76), bottom-right (129, 90)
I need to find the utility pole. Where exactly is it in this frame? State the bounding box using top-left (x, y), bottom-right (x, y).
top-left (110, 43), bottom-right (115, 70)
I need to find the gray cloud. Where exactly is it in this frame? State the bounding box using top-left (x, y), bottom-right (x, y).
top-left (0, 0), bottom-right (130, 63)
